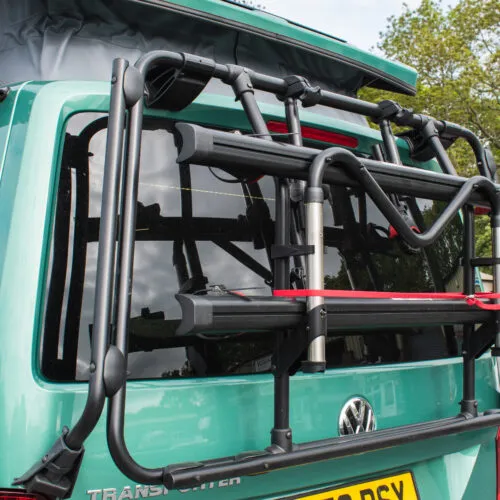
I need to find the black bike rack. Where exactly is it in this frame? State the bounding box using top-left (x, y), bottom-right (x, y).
top-left (15, 50), bottom-right (500, 496)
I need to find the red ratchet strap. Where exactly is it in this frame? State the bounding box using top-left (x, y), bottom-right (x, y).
top-left (273, 289), bottom-right (500, 311)
top-left (388, 225), bottom-right (420, 239)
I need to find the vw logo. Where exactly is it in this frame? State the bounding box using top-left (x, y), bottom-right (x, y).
top-left (338, 397), bottom-right (376, 436)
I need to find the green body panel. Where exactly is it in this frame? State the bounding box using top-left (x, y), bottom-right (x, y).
top-left (134, 0), bottom-right (418, 92)
top-left (0, 83), bottom-right (32, 180)
top-left (0, 82), bottom-right (498, 499)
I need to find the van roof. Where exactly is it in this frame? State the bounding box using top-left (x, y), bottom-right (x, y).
top-left (129, 0), bottom-right (418, 94)
top-left (1, 0), bottom-right (417, 96)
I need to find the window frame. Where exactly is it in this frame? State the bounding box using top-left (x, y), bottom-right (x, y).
top-left (39, 107), bottom-right (465, 383)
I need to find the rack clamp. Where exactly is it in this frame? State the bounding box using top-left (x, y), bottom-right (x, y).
top-left (302, 314), bottom-right (327, 374)
top-left (12, 427), bottom-right (84, 499)
top-left (223, 65), bottom-right (257, 102)
top-left (276, 75), bottom-right (322, 107)
top-left (373, 100), bottom-right (412, 125)
top-left (374, 99), bottom-right (437, 133)
top-left (380, 105), bottom-right (459, 163)
top-left (272, 327), bottom-right (309, 377)
top-left (145, 53), bottom-right (215, 111)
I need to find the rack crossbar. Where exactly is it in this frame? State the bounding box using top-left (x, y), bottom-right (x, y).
top-left (176, 124), bottom-right (496, 207)
top-left (163, 411), bottom-right (500, 489)
top-left (175, 294), bottom-right (491, 335)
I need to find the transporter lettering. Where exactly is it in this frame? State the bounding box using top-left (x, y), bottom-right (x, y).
top-left (86, 478), bottom-right (241, 500)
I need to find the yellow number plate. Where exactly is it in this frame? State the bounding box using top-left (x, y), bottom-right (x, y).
top-left (297, 472), bottom-right (419, 500)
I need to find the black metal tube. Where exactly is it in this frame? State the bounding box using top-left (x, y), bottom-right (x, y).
top-left (274, 375), bottom-right (290, 429)
top-left (66, 58), bottom-right (128, 449)
top-left (272, 177), bottom-right (291, 445)
top-left (106, 82), bottom-right (163, 483)
top-left (240, 91), bottom-right (272, 141)
top-left (132, 50), bottom-right (490, 177)
top-left (111, 50), bottom-right (298, 476)
top-left (429, 135), bottom-right (457, 176)
top-left (164, 411), bottom-right (500, 489)
top-left (234, 82), bottom-right (294, 449)
top-left (372, 143), bottom-right (400, 208)
top-left (97, 49), bottom-right (498, 489)
top-left (462, 338), bottom-right (476, 408)
top-left (297, 415), bottom-right (463, 450)
top-left (234, 81), bottom-right (290, 291)
top-left (132, 50), bottom-right (379, 118)
top-left (111, 110), bottom-right (131, 346)
top-left (176, 125), bottom-right (500, 246)
top-left (391, 116), bottom-right (488, 177)
top-left (461, 206), bottom-right (477, 417)
top-left (179, 165), bottom-right (204, 283)
top-left (274, 180), bottom-right (290, 289)
top-left (492, 208), bottom-right (500, 350)
top-left (309, 149), bottom-right (335, 188)
top-left (464, 207), bottom-right (475, 296)
top-left (271, 373), bottom-right (291, 451)
top-left (371, 144), bottom-right (386, 162)
top-left (318, 87), bottom-right (381, 117)
top-left (379, 120), bottom-right (401, 165)
top-left (226, 67), bottom-right (294, 451)
top-left (322, 149), bottom-right (498, 248)
top-left (356, 172), bottom-right (489, 248)
top-left (285, 98), bottom-right (303, 147)
top-left (285, 98), bottom-right (307, 277)
top-left (310, 147), bottom-right (499, 249)
top-left (439, 121), bottom-right (489, 178)
top-left (176, 124), bottom-right (495, 208)
top-left (232, 80), bottom-right (290, 288)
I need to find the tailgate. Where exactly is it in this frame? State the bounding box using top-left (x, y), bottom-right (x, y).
top-left (13, 47), bottom-right (500, 500)
top-left (60, 355), bottom-right (497, 499)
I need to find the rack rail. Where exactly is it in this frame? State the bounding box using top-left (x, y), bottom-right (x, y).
top-left (15, 50), bottom-right (500, 497)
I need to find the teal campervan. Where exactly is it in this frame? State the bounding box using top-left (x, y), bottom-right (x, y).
top-left (1, 1), bottom-right (499, 499)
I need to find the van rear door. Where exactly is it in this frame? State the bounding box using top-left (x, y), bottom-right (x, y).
top-left (34, 102), bottom-right (500, 499)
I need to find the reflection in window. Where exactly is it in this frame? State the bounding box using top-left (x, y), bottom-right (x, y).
top-left (40, 114), bottom-right (463, 382)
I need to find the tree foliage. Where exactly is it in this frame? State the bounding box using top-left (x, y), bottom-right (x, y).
top-left (360, 0), bottom-right (499, 258)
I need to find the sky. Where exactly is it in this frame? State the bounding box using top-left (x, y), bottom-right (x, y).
top-left (259, 0), bottom-right (453, 52)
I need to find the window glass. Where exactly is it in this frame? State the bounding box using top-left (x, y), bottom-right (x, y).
top-left (40, 114), bottom-right (463, 382)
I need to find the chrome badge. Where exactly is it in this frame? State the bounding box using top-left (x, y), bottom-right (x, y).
top-left (338, 397), bottom-right (376, 436)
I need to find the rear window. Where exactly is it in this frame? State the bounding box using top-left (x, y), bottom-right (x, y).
top-left (40, 113), bottom-right (463, 382)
